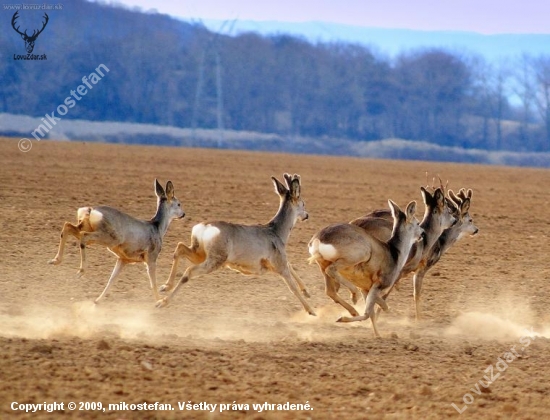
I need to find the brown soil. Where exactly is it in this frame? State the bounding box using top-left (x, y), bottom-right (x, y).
top-left (1, 138), bottom-right (550, 419)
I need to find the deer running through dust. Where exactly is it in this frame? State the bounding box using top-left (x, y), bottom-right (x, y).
top-left (48, 180), bottom-right (185, 304)
top-left (308, 200), bottom-right (424, 337)
top-left (156, 173), bottom-right (316, 316)
top-left (349, 186), bottom-right (457, 320)
top-left (410, 188), bottom-right (478, 319)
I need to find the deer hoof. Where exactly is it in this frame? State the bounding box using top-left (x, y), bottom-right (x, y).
top-left (302, 289), bottom-right (311, 299)
top-left (75, 269), bottom-right (84, 278)
top-left (159, 284), bottom-right (169, 293)
top-left (156, 298), bottom-right (169, 308)
top-left (48, 258), bottom-right (61, 265)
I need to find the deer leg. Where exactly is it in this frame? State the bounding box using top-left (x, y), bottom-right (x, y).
top-left (94, 258), bottom-right (126, 304)
top-left (323, 264), bottom-right (360, 317)
top-left (48, 222), bottom-right (81, 265)
top-left (337, 313), bottom-right (369, 323)
top-left (156, 255), bottom-right (225, 308)
top-left (77, 230), bottom-right (118, 278)
top-left (160, 242), bottom-right (205, 293)
top-left (374, 284), bottom-right (395, 320)
top-left (413, 269), bottom-right (427, 321)
top-left (278, 266), bottom-right (316, 316)
top-left (160, 243), bottom-right (185, 293)
top-left (288, 263), bottom-right (311, 298)
top-left (145, 261), bottom-right (161, 302)
top-left (365, 285), bottom-right (384, 337)
top-left (375, 295), bottom-right (390, 312)
top-left (337, 285), bottom-right (385, 338)
top-left (338, 276), bottom-right (362, 305)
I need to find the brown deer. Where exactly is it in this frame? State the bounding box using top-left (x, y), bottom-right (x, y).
top-left (349, 186), bottom-right (456, 319)
top-left (156, 174), bottom-right (315, 316)
top-left (411, 188), bottom-right (478, 319)
top-left (308, 200), bottom-right (424, 337)
top-left (48, 180), bottom-right (185, 304)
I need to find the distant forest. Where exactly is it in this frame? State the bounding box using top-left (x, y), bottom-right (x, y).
top-left (1, 0), bottom-right (549, 152)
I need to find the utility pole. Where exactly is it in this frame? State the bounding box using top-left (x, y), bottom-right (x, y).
top-left (215, 51), bottom-right (224, 147)
top-left (190, 19), bottom-right (236, 145)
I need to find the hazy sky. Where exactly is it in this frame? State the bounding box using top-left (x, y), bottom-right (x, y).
top-left (111, 0), bottom-right (550, 34)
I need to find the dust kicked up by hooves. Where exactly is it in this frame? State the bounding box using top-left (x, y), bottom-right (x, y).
top-left (0, 298), bottom-right (548, 344)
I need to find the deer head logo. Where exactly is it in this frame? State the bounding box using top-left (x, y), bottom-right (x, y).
top-left (11, 11), bottom-right (49, 54)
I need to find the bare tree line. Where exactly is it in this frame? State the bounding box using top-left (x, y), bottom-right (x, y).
top-left (0, 0), bottom-right (549, 152)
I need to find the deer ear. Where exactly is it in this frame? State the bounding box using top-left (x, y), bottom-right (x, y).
top-left (446, 197), bottom-right (458, 213)
top-left (406, 200), bottom-right (417, 220)
top-left (461, 198), bottom-right (470, 216)
top-left (434, 188), bottom-right (445, 208)
top-left (448, 189), bottom-right (461, 206)
top-left (165, 181), bottom-right (174, 199)
top-left (420, 187), bottom-right (433, 206)
top-left (155, 179), bottom-right (166, 198)
top-left (272, 177), bottom-right (287, 196)
top-left (467, 189), bottom-right (473, 200)
top-left (388, 200), bottom-right (402, 220)
top-left (290, 177), bottom-right (301, 198)
top-left (283, 173), bottom-right (293, 190)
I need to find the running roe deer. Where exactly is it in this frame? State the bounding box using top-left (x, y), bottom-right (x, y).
top-left (48, 180), bottom-right (185, 304)
top-left (349, 186), bottom-right (456, 318)
top-left (308, 200), bottom-right (423, 337)
top-left (156, 173), bottom-right (316, 316)
top-left (412, 188), bottom-right (478, 319)
top-left (310, 187), bottom-right (454, 318)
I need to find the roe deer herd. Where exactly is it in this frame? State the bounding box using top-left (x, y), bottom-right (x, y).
top-left (50, 173), bottom-right (477, 337)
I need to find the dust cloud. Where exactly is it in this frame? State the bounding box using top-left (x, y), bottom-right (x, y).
top-left (0, 301), bottom-right (358, 344)
top-left (444, 290), bottom-right (547, 340)
top-left (1, 289), bottom-right (547, 344)
top-left (0, 301), bottom-right (154, 340)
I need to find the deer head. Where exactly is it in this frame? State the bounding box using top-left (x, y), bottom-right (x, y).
top-left (12, 12), bottom-right (49, 54)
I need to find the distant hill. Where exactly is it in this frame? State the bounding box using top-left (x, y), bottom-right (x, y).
top-left (199, 19), bottom-right (550, 61)
top-left (2, 113), bottom-right (549, 168)
top-left (1, 1), bottom-right (549, 156)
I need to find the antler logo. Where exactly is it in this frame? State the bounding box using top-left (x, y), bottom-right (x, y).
top-left (11, 11), bottom-right (49, 54)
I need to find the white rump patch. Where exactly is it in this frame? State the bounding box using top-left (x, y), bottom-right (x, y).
top-left (192, 223), bottom-right (220, 245)
top-left (308, 238), bottom-right (319, 257)
top-left (191, 223), bottom-right (207, 239)
top-left (317, 242), bottom-right (339, 261)
top-left (77, 207), bottom-right (92, 223)
top-left (89, 209), bottom-right (103, 227)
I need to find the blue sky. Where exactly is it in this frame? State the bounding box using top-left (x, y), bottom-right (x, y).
top-left (109, 0), bottom-right (549, 34)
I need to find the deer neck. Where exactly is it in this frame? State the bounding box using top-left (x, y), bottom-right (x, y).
top-left (387, 225), bottom-right (417, 278)
top-left (150, 198), bottom-right (171, 237)
top-left (438, 223), bottom-right (463, 255)
top-left (419, 208), bottom-right (442, 253)
top-left (268, 197), bottom-right (295, 245)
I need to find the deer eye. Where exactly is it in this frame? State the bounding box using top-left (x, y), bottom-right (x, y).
top-left (177, 203), bottom-right (181, 207)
